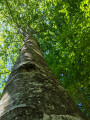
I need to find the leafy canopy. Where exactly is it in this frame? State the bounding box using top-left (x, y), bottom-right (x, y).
top-left (0, 0), bottom-right (90, 117)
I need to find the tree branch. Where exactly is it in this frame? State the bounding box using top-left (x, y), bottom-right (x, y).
top-left (5, 0), bottom-right (25, 35)
top-left (5, 0), bottom-right (47, 36)
top-left (0, 72), bottom-right (11, 74)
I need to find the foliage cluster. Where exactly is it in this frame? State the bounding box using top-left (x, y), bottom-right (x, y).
top-left (0, 0), bottom-right (90, 118)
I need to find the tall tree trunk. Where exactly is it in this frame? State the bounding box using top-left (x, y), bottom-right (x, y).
top-left (0, 33), bottom-right (87, 120)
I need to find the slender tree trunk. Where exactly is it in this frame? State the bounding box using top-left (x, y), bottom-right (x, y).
top-left (0, 33), bottom-right (87, 120)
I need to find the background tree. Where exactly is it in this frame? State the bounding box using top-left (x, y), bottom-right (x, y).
top-left (0, 0), bottom-right (89, 119)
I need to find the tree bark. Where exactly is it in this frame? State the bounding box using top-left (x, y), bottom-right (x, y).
top-left (0, 33), bottom-right (87, 120)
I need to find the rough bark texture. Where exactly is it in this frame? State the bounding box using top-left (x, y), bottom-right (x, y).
top-left (0, 34), bottom-right (87, 120)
